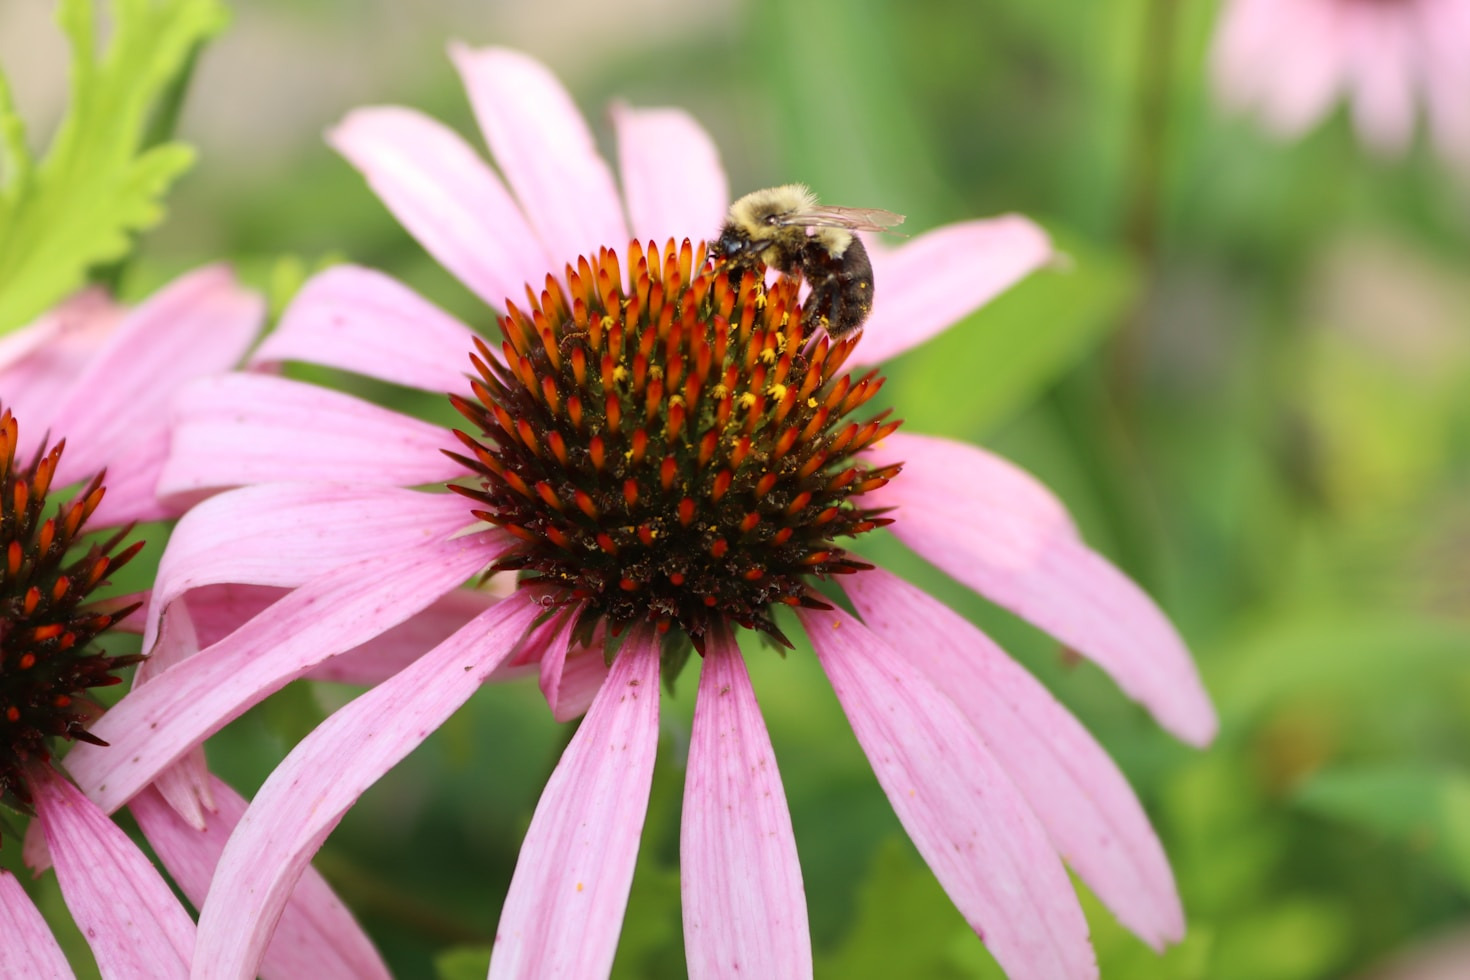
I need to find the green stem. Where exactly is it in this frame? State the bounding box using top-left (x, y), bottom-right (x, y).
top-left (1110, 0), bottom-right (1179, 409)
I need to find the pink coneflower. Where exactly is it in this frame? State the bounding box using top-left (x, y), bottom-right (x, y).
top-left (0, 271), bottom-right (390, 978)
top-left (67, 47), bottom-right (1217, 979)
top-left (1210, 0), bottom-right (1470, 167)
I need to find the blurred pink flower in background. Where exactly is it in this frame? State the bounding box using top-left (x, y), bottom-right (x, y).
top-left (0, 271), bottom-right (390, 978)
top-left (1210, 0), bottom-right (1470, 167)
top-left (65, 47), bottom-right (1217, 980)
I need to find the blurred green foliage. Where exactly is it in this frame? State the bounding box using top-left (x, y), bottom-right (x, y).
top-left (3, 0), bottom-right (1468, 976)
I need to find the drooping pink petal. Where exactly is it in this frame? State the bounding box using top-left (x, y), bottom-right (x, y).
top-left (192, 593), bottom-right (542, 980)
top-left (47, 266), bottom-right (264, 487)
top-left (0, 869), bottom-right (72, 979)
top-left (864, 431), bottom-right (1217, 746)
top-left (846, 567), bottom-right (1185, 949)
top-left (30, 767), bottom-right (194, 979)
top-left (611, 103), bottom-right (729, 248)
top-left (68, 530), bottom-right (509, 814)
top-left (157, 374), bottom-right (461, 497)
top-left (132, 777), bottom-right (391, 980)
top-left (853, 216), bottom-right (1054, 366)
top-left (682, 628), bottom-right (811, 980)
top-left (142, 483), bottom-right (473, 648)
top-left (329, 106), bottom-right (551, 310)
top-left (450, 45), bottom-right (629, 269)
top-left (489, 631), bottom-right (662, 980)
top-left (255, 264), bottom-right (481, 393)
top-left (797, 607), bottom-right (1098, 980)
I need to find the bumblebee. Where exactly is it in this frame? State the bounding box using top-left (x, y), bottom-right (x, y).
top-left (710, 184), bottom-right (905, 338)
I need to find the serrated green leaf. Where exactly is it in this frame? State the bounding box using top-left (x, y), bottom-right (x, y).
top-left (1295, 765), bottom-right (1470, 893)
top-left (0, 0), bottom-right (228, 333)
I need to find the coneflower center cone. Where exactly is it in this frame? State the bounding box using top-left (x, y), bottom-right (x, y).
top-left (448, 239), bottom-right (901, 650)
top-left (0, 411), bottom-right (141, 814)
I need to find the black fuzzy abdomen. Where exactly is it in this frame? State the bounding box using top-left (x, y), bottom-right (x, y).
top-left (801, 235), bottom-right (874, 338)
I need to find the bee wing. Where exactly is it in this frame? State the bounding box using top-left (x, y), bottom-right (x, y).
top-left (794, 205), bottom-right (907, 233)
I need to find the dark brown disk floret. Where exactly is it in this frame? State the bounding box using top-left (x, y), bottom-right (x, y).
top-left (448, 239), bottom-right (901, 649)
top-left (0, 410), bottom-right (142, 813)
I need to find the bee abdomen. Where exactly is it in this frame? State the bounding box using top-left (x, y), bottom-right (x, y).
top-left (802, 235), bottom-right (874, 338)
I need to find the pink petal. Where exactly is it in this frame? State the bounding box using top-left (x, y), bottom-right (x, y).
top-left (846, 567), bottom-right (1184, 949)
top-left (48, 266), bottom-right (264, 486)
top-left (307, 586), bottom-right (503, 684)
top-left (157, 373), bottom-right (461, 497)
top-left (534, 612), bottom-right (612, 723)
top-left (853, 216), bottom-right (1053, 366)
top-left (1421, 0), bottom-right (1470, 170)
top-left (21, 818), bottom-right (51, 874)
top-left (134, 598), bottom-right (215, 830)
top-left (865, 431), bottom-right (1218, 746)
top-left (87, 427), bottom-right (174, 527)
top-left (0, 870), bottom-right (72, 978)
top-left (489, 631), bottom-right (662, 979)
top-left (143, 483), bottom-right (472, 649)
top-left (179, 584), bottom-right (286, 647)
top-left (68, 530), bottom-right (509, 814)
top-left (797, 607), bottom-right (1097, 980)
top-left (1345, 3), bottom-right (1417, 155)
top-left (171, 582), bottom-right (524, 687)
top-left (329, 106), bottom-right (551, 310)
top-left (193, 593), bottom-right (542, 980)
top-left (133, 776), bottom-right (391, 980)
top-left (682, 629), bottom-right (811, 980)
top-left (450, 45), bottom-right (629, 269)
top-left (31, 767), bottom-right (194, 979)
top-left (255, 265), bottom-right (481, 393)
top-left (1255, 0), bottom-right (1350, 138)
top-left (611, 103), bottom-right (729, 248)
top-left (0, 288), bottom-right (121, 442)
top-left (1209, 0), bottom-right (1285, 112)
top-left (868, 429), bottom-right (1079, 538)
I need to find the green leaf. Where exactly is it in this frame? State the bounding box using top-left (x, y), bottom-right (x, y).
top-left (434, 946), bottom-right (492, 980)
top-left (1295, 765), bottom-right (1470, 894)
top-left (815, 837), bottom-right (992, 979)
top-left (0, 0), bottom-right (228, 333)
top-left (1208, 615), bottom-right (1470, 724)
top-left (882, 229), bottom-right (1139, 439)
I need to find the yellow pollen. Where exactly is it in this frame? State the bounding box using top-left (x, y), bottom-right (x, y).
top-left (712, 383), bottom-right (729, 399)
top-left (760, 347), bottom-right (778, 364)
top-left (613, 365), bottom-right (628, 383)
top-left (738, 392), bottom-right (758, 411)
top-left (807, 397), bottom-right (818, 408)
top-left (768, 383), bottom-right (788, 400)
